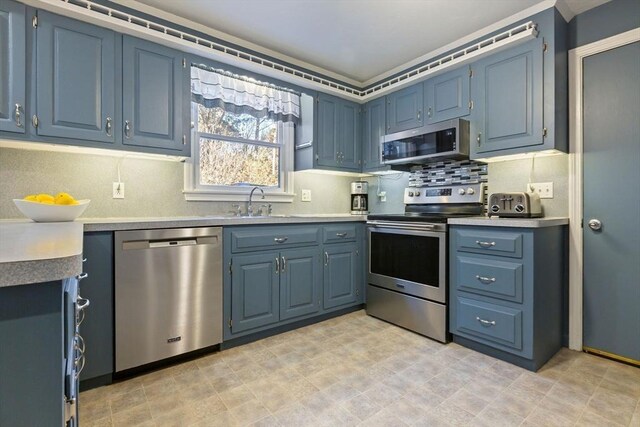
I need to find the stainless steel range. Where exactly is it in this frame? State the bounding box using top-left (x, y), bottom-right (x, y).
top-left (366, 182), bottom-right (486, 342)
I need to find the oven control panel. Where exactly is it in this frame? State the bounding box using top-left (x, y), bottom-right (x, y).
top-left (405, 183), bottom-right (485, 204)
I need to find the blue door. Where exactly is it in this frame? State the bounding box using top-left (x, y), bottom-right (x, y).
top-left (36, 11), bottom-right (115, 143)
top-left (386, 83), bottom-right (423, 134)
top-left (583, 41), bottom-right (640, 363)
top-left (231, 252), bottom-right (280, 334)
top-left (471, 38), bottom-right (543, 156)
top-left (316, 93), bottom-right (339, 168)
top-left (339, 100), bottom-right (360, 170)
top-left (362, 97), bottom-right (386, 172)
top-left (0, 0), bottom-right (25, 134)
top-left (279, 248), bottom-right (321, 320)
top-left (323, 243), bottom-right (358, 309)
top-left (425, 66), bottom-right (470, 124)
top-left (122, 36), bottom-right (187, 152)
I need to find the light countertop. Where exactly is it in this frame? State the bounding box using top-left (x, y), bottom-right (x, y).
top-left (447, 216), bottom-right (569, 228)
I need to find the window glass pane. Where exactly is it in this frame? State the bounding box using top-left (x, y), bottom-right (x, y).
top-left (199, 138), bottom-right (279, 187)
top-left (197, 104), bottom-right (277, 143)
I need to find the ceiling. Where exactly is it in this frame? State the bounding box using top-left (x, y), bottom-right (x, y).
top-left (125, 0), bottom-right (609, 85)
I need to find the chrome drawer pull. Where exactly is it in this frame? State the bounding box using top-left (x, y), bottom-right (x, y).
top-left (274, 237), bottom-right (288, 243)
top-left (475, 240), bottom-right (496, 248)
top-left (475, 275), bottom-right (496, 284)
top-left (77, 272), bottom-right (88, 281)
top-left (336, 232), bottom-right (348, 238)
top-left (476, 317), bottom-right (496, 326)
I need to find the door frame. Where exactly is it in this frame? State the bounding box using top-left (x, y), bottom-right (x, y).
top-left (568, 28), bottom-right (640, 351)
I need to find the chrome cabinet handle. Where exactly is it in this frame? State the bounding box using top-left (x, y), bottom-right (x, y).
top-left (105, 117), bottom-right (112, 136)
top-left (475, 275), bottom-right (496, 284)
top-left (427, 107), bottom-right (432, 118)
top-left (14, 104), bottom-right (22, 127)
top-left (417, 110), bottom-right (422, 121)
top-left (477, 133), bottom-right (482, 146)
top-left (476, 317), bottom-right (496, 326)
top-left (77, 272), bottom-right (88, 281)
top-left (588, 219), bottom-right (602, 231)
top-left (275, 257), bottom-right (280, 273)
top-left (324, 251), bottom-right (329, 266)
top-left (124, 120), bottom-right (132, 138)
top-left (336, 232), bottom-right (348, 238)
top-left (475, 240), bottom-right (496, 248)
top-left (396, 283), bottom-right (405, 289)
top-left (281, 256), bottom-right (286, 272)
top-left (274, 237), bottom-right (288, 243)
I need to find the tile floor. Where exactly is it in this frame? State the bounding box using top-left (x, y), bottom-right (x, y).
top-left (80, 310), bottom-right (640, 427)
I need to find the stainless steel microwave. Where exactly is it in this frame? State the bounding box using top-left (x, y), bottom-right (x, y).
top-left (381, 118), bottom-right (470, 165)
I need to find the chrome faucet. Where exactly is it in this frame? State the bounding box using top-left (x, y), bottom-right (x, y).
top-left (248, 186), bottom-right (265, 216)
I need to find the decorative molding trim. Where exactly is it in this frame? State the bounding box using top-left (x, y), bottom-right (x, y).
top-left (567, 27), bottom-right (640, 351)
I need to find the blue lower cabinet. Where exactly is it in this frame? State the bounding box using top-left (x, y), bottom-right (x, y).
top-left (231, 252), bottom-right (280, 334)
top-left (323, 242), bottom-right (359, 309)
top-left (450, 225), bottom-right (565, 371)
top-left (279, 248), bottom-right (322, 321)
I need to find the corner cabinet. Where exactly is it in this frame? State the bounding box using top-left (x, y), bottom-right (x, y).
top-left (224, 223), bottom-right (363, 340)
top-left (36, 11), bottom-right (116, 143)
top-left (470, 38), bottom-right (544, 157)
top-left (0, 0), bottom-right (25, 134)
top-left (424, 66), bottom-right (470, 124)
top-left (316, 93), bottom-right (361, 171)
top-left (122, 36), bottom-right (189, 153)
top-left (385, 82), bottom-right (423, 134)
top-left (449, 224), bottom-right (565, 371)
top-left (362, 97), bottom-right (388, 172)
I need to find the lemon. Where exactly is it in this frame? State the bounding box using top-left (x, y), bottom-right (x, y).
top-left (54, 192), bottom-right (78, 205)
top-left (23, 195), bottom-right (38, 202)
top-left (36, 194), bottom-right (55, 204)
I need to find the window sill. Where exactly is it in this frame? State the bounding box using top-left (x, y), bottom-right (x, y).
top-left (183, 190), bottom-right (295, 203)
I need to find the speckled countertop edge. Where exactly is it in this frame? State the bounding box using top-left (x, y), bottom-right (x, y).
top-left (0, 255), bottom-right (83, 288)
top-left (447, 216), bottom-right (569, 228)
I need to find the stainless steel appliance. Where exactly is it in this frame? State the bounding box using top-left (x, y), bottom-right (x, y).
top-left (381, 118), bottom-right (470, 166)
top-left (115, 227), bottom-right (223, 372)
top-left (351, 181), bottom-right (368, 215)
top-left (488, 192), bottom-right (542, 217)
top-left (366, 183), bottom-right (486, 342)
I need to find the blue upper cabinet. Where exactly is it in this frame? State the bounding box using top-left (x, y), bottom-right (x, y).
top-left (122, 36), bottom-right (188, 153)
top-left (0, 0), bottom-right (26, 134)
top-left (470, 38), bottom-right (544, 157)
top-left (315, 92), bottom-right (360, 171)
top-left (386, 82), bottom-right (423, 134)
top-left (36, 11), bottom-right (116, 143)
top-left (316, 93), bottom-right (339, 168)
top-left (362, 97), bottom-right (387, 172)
top-left (338, 100), bottom-right (360, 170)
top-left (424, 66), bottom-right (470, 124)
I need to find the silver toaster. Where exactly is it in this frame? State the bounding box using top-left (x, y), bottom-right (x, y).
top-left (488, 192), bottom-right (542, 218)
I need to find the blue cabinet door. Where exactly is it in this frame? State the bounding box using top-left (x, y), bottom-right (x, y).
top-left (338, 100), bottom-right (360, 170)
top-left (36, 11), bottom-right (115, 143)
top-left (386, 82), bottom-right (423, 134)
top-left (471, 39), bottom-right (544, 156)
top-left (0, 0), bottom-right (25, 134)
top-left (79, 232), bottom-right (113, 383)
top-left (362, 97), bottom-right (387, 172)
top-left (231, 252), bottom-right (280, 334)
top-left (122, 36), bottom-right (187, 153)
top-left (280, 248), bottom-right (321, 321)
top-left (425, 67), bottom-right (470, 124)
top-left (316, 93), bottom-right (339, 168)
top-left (323, 243), bottom-right (358, 309)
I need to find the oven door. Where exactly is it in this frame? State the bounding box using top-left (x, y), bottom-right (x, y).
top-left (368, 224), bottom-right (446, 303)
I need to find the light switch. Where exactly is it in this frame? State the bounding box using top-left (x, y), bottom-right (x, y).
top-left (301, 189), bottom-right (311, 202)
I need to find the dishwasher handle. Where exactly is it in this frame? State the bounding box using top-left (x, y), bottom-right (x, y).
top-left (149, 239), bottom-right (197, 248)
top-left (123, 235), bottom-right (219, 250)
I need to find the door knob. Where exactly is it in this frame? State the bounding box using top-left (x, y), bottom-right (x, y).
top-left (588, 219), bottom-right (602, 231)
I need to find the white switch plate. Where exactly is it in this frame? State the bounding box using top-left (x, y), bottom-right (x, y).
top-left (113, 182), bottom-right (125, 199)
top-left (528, 182), bottom-right (553, 199)
top-left (301, 189), bottom-right (311, 202)
top-left (378, 191), bottom-right (387, 202)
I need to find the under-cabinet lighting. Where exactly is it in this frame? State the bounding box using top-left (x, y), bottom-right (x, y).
top-left (474, 149), bottom-right (566, 163)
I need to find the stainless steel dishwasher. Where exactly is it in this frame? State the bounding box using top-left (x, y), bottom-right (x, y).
top-left (115, 227), bottom-right (222, 372)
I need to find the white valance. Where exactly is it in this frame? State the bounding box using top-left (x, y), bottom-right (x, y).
top-left (191, 64), bottom-right (301, 124)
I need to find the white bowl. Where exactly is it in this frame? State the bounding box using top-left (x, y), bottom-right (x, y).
top-left (13, 199), bottom-right (91, 222)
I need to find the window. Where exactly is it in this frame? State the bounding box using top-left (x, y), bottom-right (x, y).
top-left (184, 65), bottom-right (300, 201)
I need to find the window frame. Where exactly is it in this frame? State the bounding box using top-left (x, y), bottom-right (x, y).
top-left (184, 102), bottom-right (295, 202)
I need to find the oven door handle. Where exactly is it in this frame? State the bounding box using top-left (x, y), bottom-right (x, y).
top-left (367, 221), bottom-right (438, 231)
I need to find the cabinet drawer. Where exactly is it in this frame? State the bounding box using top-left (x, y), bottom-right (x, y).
top-left (230, 226), bottom-right (320, 253)
top-left (455, 297), bottom-right (522, 350)
top-left (454, 228), bottom-right (523, 258)
top-left (456, 256), bottom-right (523, 303)
top-left (323, 224), bottom-right (357, 244)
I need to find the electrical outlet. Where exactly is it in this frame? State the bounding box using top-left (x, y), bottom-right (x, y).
top-left (378, 191), bottom-right (387, 202)
top-left (528, 182), bottom-right (553, 199)
top-left (301, 189), bottom-right (311, 202)
top-left (113, 182), bottom-right (125, 199)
